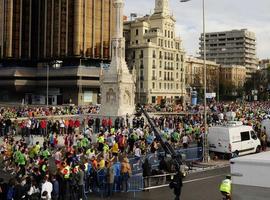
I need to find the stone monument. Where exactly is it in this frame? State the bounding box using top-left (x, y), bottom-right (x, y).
top-left (99, 0), bottom-right (136, 117)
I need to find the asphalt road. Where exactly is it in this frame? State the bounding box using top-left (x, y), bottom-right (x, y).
top-left (87, 166), bottom-right (230, 200)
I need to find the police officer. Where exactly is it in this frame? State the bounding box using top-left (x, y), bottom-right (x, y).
top-left (170, 171), bottom-right (183, 200)
top-left (219, 175), bottom-right (232, 200)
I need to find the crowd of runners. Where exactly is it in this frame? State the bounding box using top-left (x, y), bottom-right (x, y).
top-left (0, 101), bottom-right (269, 199)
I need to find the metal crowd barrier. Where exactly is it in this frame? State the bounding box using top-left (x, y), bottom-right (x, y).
top-left (129, 147), bottom-right (203, 175)
top-left (88, 174), bottom-right (143, 198)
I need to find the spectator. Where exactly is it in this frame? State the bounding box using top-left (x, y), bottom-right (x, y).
top-left (106, 161), bottom-right (115, 197)
top-left (121, 157), bottom-right (132, 192)
top-left (41, 176), bottom-right (53, 200)
top-left (142, 158), bottom-right (152, 190)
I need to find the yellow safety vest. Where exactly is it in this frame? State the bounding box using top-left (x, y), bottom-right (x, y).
top-left (103, 144), bottom-right (109, 152)
top-left (220, 179), bottom-right (231, 194)
top-left (98, 136), bottom-right (105, 143)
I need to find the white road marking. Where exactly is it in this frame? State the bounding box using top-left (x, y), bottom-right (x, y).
top-left (184, 174), bottom-right (227, 184)
top-left (144, 174), bottom-right (227, 190)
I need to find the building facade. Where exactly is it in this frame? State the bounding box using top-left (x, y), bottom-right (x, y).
top-left (199, 29), bottom-right (258, 77)
top-left (185, 56), bottom-right (219, 95)
top-left (220, 65), bottom-right (246, 95)
top-left (124, 0), bottom-right (186, 104)
top-left (0, 0), bottom-right (115, 105)
top-left (0, 0), bottom-right (115, 61)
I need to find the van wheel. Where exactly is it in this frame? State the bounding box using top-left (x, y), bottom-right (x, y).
top-left (256, 146), bottom-right (261, 153)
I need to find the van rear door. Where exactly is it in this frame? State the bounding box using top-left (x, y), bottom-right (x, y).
top-left (240, 131), bottom-right (254, 155)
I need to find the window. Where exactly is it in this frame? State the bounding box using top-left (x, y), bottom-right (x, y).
top-left (153, 50), bottom-right (156, 58)
top-left (140, 70), bottom-right (143, 76)
top-left (140, 50), bottom-right (143, 58)
top-left (152, 96), bottom-right (156, 104)
top-left (159, 71), bottom-right (162, 78)
top-left (250, 131), bottom-right (257, 140)
top-left (240, 131), bottom-right (250, 141)
top-left (136, 40), bottom-right (138, 44)
top-left (139, 81), bottom-right (144, 89)
top-left (140, 60), bottom-right (143, 69)
top-left (136, 29), bottom-right (139, 35)
top-left (159, 83), bottom-right (162, 89)
top-left (152, 82), bottom-right (155, 89)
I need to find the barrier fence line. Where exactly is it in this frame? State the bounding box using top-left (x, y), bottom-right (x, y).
top-left (144, 184), bottom-right (169, 190)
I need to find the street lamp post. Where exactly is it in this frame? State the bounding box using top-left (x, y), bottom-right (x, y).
top-left (180, 0), bottom-right (209, 162)
top-left (46, 60), bottom-right (63, 107)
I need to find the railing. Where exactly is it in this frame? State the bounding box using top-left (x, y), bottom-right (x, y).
top-left (89, 173), bottom-right (144, 198)
top-left (129, 147), bottom-right (203, 175)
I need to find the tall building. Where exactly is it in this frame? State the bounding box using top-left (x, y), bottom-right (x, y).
top-left (199, 29), bottom-right (258, 77)
top-left (0, 0), bottom-right (115, 105)
top-left (124, 0), bottom-right (186, 104)
top-left (0, 0), bottom-right (115, 61)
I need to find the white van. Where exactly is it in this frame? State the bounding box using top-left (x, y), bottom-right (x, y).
top-left (261, 119), bottom-right (270, 143)
top-left (230, 151), bottom-right (270, 200)
top-left (208, 122), bottom-right (261, 157)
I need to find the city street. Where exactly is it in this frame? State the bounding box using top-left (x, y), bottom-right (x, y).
top-left (87, 166), bottom-right (230, 200)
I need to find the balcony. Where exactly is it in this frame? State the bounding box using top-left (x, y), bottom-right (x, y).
top-left (152, 76), bottom-right (157, 80)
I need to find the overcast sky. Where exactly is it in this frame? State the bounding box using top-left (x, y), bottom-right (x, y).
top-left (125, 0), bottom-right (270, 59)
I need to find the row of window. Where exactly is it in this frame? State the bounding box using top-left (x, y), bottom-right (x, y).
top-left (164, 30), bottom-right (174, 39)
top-left (158, 39), bottom-right (178, 49)
top-left (152, 82), bottom-right (182, 90)
top-left (153, 71), bottom-right (182, 80)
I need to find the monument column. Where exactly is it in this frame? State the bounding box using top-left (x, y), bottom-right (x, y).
top-left (99, 0), bottom-right (135, 117)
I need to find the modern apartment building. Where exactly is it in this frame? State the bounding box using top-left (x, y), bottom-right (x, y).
top-left (124, 0), bottom-right (186, 104)
top-left (0, 0), bottom-right (115, 105)
top-left (199, 29), bottom-right (258, 77)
